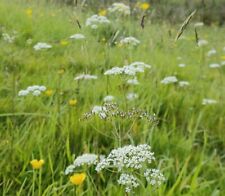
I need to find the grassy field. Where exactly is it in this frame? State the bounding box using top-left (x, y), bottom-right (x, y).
top-left (0, 0), bottom-right (225, 195)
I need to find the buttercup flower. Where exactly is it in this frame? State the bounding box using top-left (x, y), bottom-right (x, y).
top-left (69, 99), bottom-right (77, 106)
top-left (45, 89), bottom-right (53, 96)
top-left (60, 40), bottom-right (69, 46)
top-left (30, 159), bottom-right (44, 169)
top-left (139, 3), bottom-right (150, 11)
top-left (25, 8), bottom-right (33, 17)
top-left (70, 173), bottom-right (86, 185)
top-left (99, 9), bottom-right (107, 16)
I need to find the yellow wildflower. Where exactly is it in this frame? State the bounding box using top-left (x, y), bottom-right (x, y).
top-left (99, 9), bottom-right (107, 16)
top-left (45, 89), bottom-right (53, 96)
top-left (60, 40), bottom-right (69, 46)
top-left (30, 159), bottom-right (44, 169)
top-left (69, 99), bottom-right (77, 106)
top-left (58, 69), bottom-right (65, 74)
top-left (70, 173), bottom-right (86, 185)
top-left (221, 55), bottom-right (225, 60)
top-left (25, 8), bottom-right (33, 17)
top-left (139, 3), bottom-right (150, 10)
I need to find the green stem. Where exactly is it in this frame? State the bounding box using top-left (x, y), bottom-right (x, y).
top-left (38, 169), bottom-right (42, 196)
top-left (32, 170), bottom-right (36, 196)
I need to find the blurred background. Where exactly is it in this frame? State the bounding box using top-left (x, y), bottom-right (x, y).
top-left (46, 0), bottom-right (225, 25)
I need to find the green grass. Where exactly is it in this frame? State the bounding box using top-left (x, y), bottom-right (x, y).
top-left (0, 0), bottom-right (225, 195)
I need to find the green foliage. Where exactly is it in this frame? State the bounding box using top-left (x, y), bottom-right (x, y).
top-left (0, 0), bottom-right (225, 195)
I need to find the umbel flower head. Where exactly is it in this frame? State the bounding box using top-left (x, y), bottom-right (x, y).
top-left (96, 144), bottom-right (155, 172)
top-left (104, 61), bottom-right (151, 76)
top-left (95, 144), bottom-right (165, 193)
top-left (70, 173), bottom-right (86, 185)
top-left (108, 3), bottom-right (130, 15)
top-left (85, 15), bottom-right (110, 29)
top-left (65, 153), bottom-right (104, 175)
top-left (30, 159), bottom-right (44, 169)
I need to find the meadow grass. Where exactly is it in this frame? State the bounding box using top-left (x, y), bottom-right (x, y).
top-left (0, 0), bottom-right (225, 195)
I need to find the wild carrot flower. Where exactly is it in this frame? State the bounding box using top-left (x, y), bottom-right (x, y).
top-left (198, 39), bottom-right (208, 47)
top-left (2, 33), bottom-right (16, 43)
top-left (85, 15), bottom-right (110, 28)
top-left (33, 42), bottom-right (52, 50)
top-left (118, 173), bottom-right (139, 193)
top-left (70, 173), bottom-right (86, 185)
top-left (126, 93), bottom-right (138, 100)
top-left (161, 76), bottom-right (178, 84)
top-left (108, 3), bottom-right (130, 15)
top-left (178, 81), bottom-right (190, 87)
top-left (194, 22), bottom-right (204, 28)
top-left (178, 63), bottom-right (186, 68)
top-left (207, 49), bottom-right (217, 57)
top-left (202, 98), bottom-right (217, 105)
top-left (69, 34), bottom-right (85, 40)
top-left (103, 95), bottom-right (115, 102)
top-left (30, 159), bottom-right (44, 169)
top-left (144, 169), bottom-right (165, 186)
top-left (65, 154), bottom-right (104, 175)
top-left (74, 74), bottom-right (98, 80)
top-left (209, 63), bottom-right (220, 68)
top-left (96, 144), bottom-right (165, 193)
top-left (119, 37), bottom-right (140, 47)
top-left (96, 144), bottom-right (155, 172)
top-left (18, 85), bottom-right (47, 97)
top-left (127, 77), bottom-right (139, 85)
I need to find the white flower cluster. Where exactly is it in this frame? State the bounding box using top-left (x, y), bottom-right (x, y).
top-left (178, 63), bottom-right (186, 68)
top-left (161, 76), bottom-right (178, 84)
top-left (119, 36), bottom-right (140, 46)
top-left (104, 62), bottom-right (151, 76)
top-left (209, 63), bottom-right (220, 68)
top-left (18, 85), bottom-right (46, 97)
top-left (103, 95), bottom-right (115, 102)
top-left (33, 42), bottom-right (52, 51)
top-left (118, 173), bottom-right (139, 193)
top-left (95, 144), bottom-right (164, 193)
top-left (65, 153), bottom-right (103, 175)
top-left (202, 98), bottom-right (217, 105)
top-left (2, 33), bottom-right (16, 43)
top-left (126, 92), bottom-right (138, 100)
top-left (92, 105), bottom-right (107, 119)
top-left (161, 76), bottom-right (190, 87)
top-left (144, 169), bottom-right (165, 186)
top-left (178, 81), bottom-right (190, 87)
top-left (198, 39), bottom-right (208, 47)
top-left (96, 144), bottom-right (155, 172)
top-left (108, 3), bottom-right (130, 15)
top-left (127, 77), bottom-right (139, 85)
top-left (86, 15), bottom-right (110, 29)
top-left (69, 33), bottom-right (85, 40)
top-left (74, 74), bottom-right (98, 80)
top-left (207, 48), bottom-right (216, 57)
top-left (194, 22), bottom-right (204, 28)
